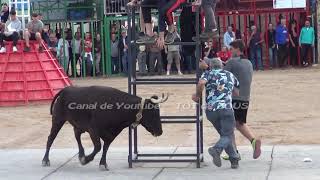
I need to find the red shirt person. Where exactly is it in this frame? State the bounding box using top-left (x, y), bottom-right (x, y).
top-left (217, 46), bottom-right (232, 63)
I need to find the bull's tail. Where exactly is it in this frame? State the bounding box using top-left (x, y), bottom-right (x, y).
top-left (50, 89), bottom-right (64, 115)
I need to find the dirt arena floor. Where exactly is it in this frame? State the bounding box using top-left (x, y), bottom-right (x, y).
top-left (1, 68), bottom-right (320, 149)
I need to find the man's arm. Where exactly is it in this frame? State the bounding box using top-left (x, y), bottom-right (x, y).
top-left (192, 79), bottom-right (206, 102)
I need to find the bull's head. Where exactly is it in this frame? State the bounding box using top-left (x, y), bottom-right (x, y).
top-left (140, 93), bottom-right (169, 137)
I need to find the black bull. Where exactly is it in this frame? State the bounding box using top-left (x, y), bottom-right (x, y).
top-left (42, 86), bottom-right (168, 170)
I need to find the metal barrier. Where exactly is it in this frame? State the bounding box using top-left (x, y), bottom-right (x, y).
top-left (127, 4), bottom-right (204, 168)
top-left (43, 21), bottom-right (105, 77)
top-left (216, 9), bottom-right (314, 69)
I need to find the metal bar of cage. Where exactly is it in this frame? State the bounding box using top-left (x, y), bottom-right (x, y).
top-left (127, 4), bottom-right (203, 168)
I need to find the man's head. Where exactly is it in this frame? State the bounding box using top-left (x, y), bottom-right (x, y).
top-left (280, 18), bottom-right (286, 26)
top-left (230, 39), bottom-right (245, 57)
top-left (268, 23), bottom-right (273, 30)
top-left (49, 33), bottom-right (57, 42)
top-left (75, 32), bottom-right (81, 40)
top-left (10, 11), bottom-right (17, 21)
top-left (204, 57), bottom-right (223, 70)
top-left (305, 20), bottom-right (311, 27)
top-left (121, 29), bottom-right (127, 38)
top-left (251, 25), bottom-right (257, 33)
top-left (227, 26), bottom-right (233, 32)
top-left (96, 33), bottom-right (101, 41)
top-left (221, 46), bottom-right (227, 52)
top-left (111, 33), bottom-right (116, 41)
top-left (31, 13), bottom-right (38, 21)
top-left (85, 32), bottom-right (91, 39)
top-left (37, 13), bottom-right (43, 21)
top-left (1, 3), bottom-right (8, 12)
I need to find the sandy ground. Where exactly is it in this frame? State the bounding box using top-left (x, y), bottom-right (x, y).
top-left (0, 68), bottom-right (320, 149)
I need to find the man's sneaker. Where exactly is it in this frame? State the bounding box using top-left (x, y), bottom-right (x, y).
top-left (178, 71), bottom-right (183, 75)
top-left (222, 150), bottom-right (241, 161)
top-left (200, 31), bottom-right (219, 39)
top-left (230, 159), bottom-right (239, 169)
top-left (39, 46), bottom-right (44, 53)
top-left (165, 32), bottom-right (175, 44)
top-left (24, 47), bottom-right (31, 52)
top-left (0, 47), bottom-right (6, 53)
top-left (166, 71), bottom-right (170, 76)
top-left (136, 35), bottom-right (157, 44)
top-left (13, 46), bottom-right (18, 53)
top-left (252, 139), bottom-right (262, 159)
top-left (208, 147), bottom-right (222, 167)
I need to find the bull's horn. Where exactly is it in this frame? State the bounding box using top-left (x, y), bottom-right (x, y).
top-left (150, 93), bottom-right (169, 104)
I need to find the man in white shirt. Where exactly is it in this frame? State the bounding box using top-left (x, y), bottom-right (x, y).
top-left (0, 11), bottom-right (21, 53)
top-left (223, 26), bottom-right (236, 49)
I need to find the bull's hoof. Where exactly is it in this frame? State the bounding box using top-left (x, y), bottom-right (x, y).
top-left (42, 160), bottom-right (50, 167)
top-left (99, 164), bottom-right (109, 171)
top-left (80, 157), bottom-right (87, 165)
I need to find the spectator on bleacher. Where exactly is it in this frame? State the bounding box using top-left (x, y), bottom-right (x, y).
top-left (0, 3), bottom-right (9, 23)
top-left (24, 13), bottom-right (44, 52)
top-left (0, 11), bottom-right (21, 53)
top-left (57, 32), bottom-right (70, 69)
top-left (289, 20), bottom-right (299, 66)
top-left (111, 33), bottom-right (120, 74)
top-left (148, 31), bottom-right (164, 75)
top-left (276, 17), bottom-right (289, 68)
top-left (165, 27), bottom-right (183, 76)
top-left (224, 26), bottom-right (235, 49)
top-left (70, 32), bottom-right (82, 77)
top-left (265, 23), bottom-right (277, 69)
top-left (48, 33), bottom-right (58, 57)
top-left (216, 46), bottom-right (232, 63)
top-left (119, 29), bottom-right (129, 74)
top-left (137, 45), bottom-right (147, 75)
top-left (84, 32), bottom-right (93, 76)
top-left (94, 33), bottom-right (102, 75)
top-left (299, 19), bottom-right (315, 67)
top-left (248, 25), bottom-right (264, 70)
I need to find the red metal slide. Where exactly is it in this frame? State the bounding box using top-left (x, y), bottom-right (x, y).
top-left (0, 41), bottom-right (72, 106)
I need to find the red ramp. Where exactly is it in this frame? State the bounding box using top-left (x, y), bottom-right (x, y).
top-left (0, 41), bottom-right (72, 106)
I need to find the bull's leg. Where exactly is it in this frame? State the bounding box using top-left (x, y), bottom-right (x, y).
top-left (80, 130), bottom-right (101, 165)
top-left (42, 116), bottom-right (66, 167)
top-left (99, 139), bottom-right (111, 171)
top-left (74, 128), bottom-right (85, 161)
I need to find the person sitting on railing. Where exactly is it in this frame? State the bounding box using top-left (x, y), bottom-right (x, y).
top-left (0, 11), bottom-right (21, 53)
top-left (0, 3), bottom-right (9, 23)
top-left (130, 0), bottom-right (187, 48)
top-left (193, 0), bottom-right (218, 39)
top-left (23, 13), bottom-right (44, 52)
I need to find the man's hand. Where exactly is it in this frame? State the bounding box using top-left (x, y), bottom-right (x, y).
top-left (127, 0), bottom-right (137, 6)
top-left (192, 0), bottom-right (201, 6)
top-left (192, 94), bottom-right (200, 102)
top-left (124, 44), bottom-right (128, 49)
top-left (199, 59), bottom-right (209, 70)
top-left (157, 37), bottom-right (165, 49)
